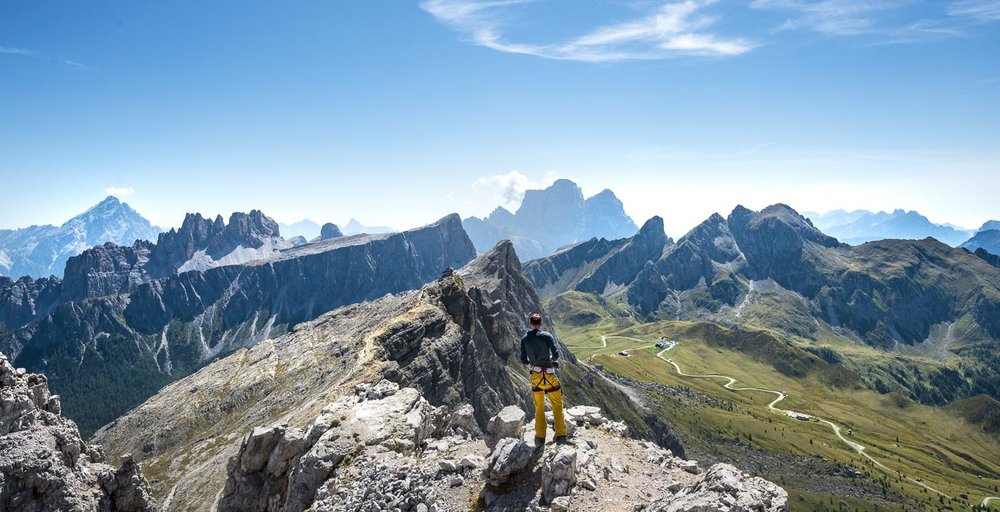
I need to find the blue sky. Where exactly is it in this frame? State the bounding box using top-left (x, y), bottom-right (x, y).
top-left (1, 0), bottom-right (998, 237)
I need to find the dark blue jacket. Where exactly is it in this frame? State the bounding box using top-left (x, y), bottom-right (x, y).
top-left (520, 329), bottom-right (559, 367)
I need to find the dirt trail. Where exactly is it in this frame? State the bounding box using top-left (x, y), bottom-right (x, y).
top-left (596, 333), bottom-right (957, 500)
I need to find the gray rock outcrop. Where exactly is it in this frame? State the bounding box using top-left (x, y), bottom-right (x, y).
top-left (484, 405), bottom-right (525, 449)
top-left (540, 445), bottom-right (578, 504)
top-left (648, 462), bottom-right (788, 512)
top-left (0, 353), bottom-right (157, 511)
top-left (219, 383), bottom-right (448, 512)
top-left (483, 438), bottom-right (535, 486)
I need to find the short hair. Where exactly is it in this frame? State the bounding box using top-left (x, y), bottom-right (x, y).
top-left (529, 313), bottom-right (543, 327)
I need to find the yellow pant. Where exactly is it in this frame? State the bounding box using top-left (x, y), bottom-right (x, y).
top-left (531, 371), bottom-right (566, 439)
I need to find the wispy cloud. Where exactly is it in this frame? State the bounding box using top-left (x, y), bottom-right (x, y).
top-left (751, 0), bottom-right (902, 36)
top-left (60, 59), bottom-right (95, 71)
top-left (421, 0), bottom-right (755, 62)
top-left (105, 187), bottom-right (135, 199)
top-left (948, 0), bottom-right (1000, 21)
top-left (0, 46), bottom-right (33, 56)
top-left (751, 0), bottom-right (992, 42)
top-left (1, 45), bottom-right (94, 70)
top-left (472, 171), bottom-right (560, 209)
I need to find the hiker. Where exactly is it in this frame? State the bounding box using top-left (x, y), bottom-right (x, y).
top-left (519, 312), bottom-right (567, 447)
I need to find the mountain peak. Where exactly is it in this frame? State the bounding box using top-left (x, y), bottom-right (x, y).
top-left (318, 223), bottom-right (343, 241)
top-left (638, 216), bottom-right (665, 237)
top-left (98, 195), bottom-right (121, 206)
top-left (549, 178), bottom-right (580, 190)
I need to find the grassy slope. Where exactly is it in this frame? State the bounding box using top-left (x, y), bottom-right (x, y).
top-left (549, 291), bottom-right (1000, 511)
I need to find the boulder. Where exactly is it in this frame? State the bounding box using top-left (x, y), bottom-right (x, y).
top-left (485, 405), bottom-right (526, 449)
top-left (541, 445), bottom-right (578, 504)
top-left (484, 438), bottom-right (534, 486)
top-left (447, 403), bottom-right (482, 438)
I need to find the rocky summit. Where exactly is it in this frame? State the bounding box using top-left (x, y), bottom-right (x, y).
top-left (0, 352), bottom-right (157, 511)
top-left (217, 386), bottom-right (786, 512)
top-left (90, 240), bottom-right (709, 510)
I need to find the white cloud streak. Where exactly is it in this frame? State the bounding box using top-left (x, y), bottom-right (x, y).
top-left (420, 0), bottom-right (755, 62)
top-left (751, 0), bottom-right (901, 36)
top-left (105, 187), bottom-right (135, 199)
top-left (60, 59), bottom-right (95, 71)
top-left (1, 45), bottom-right (94, 69)
top-left (0, 46), bottom-right (33, 56)
top-left (750, 0), bottom-right (996, 42)
top-left (948, 0), bottom-right (1000, 21)
top-left (472, 171), bottom-right (560, 209)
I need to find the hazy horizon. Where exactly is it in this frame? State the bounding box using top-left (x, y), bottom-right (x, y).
top-left (2, 177), bottom-right (994, 242)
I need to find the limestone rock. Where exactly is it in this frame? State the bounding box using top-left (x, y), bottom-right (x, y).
top-left (541, 445), bottom-right (578, 504)
top-left (647, 463), bottom-right (788, 512)
top-left (485, 405), bottom-right (526, 449)
top-left (219, 385), bottom-right (452, 511)
top-left (484, 438), bottom-right (534, 486)
top-left (550, 495), bottom-right (572, 512)
top-left (447, 403), bottom-right (481, 438)
top-left (0, 353), bottom-right (157, 511)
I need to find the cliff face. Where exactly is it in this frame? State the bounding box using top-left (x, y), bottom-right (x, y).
top-left (3, 214), bottom-right (477, 435)
top-left (523, 216), bottom-right (669, 299)
top-left (0, 353), bottom-right (157, 511)
top-left (0, 209), bottom-right (292, 335)
top-left (93, 241), bottom-right (686, 510)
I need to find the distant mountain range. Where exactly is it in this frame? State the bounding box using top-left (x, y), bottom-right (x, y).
top-left (803, 210), bottom-right (974, 247)
top-left (463, 179), bottom-right (639, 260)
top-left (0, 211), bottom-right (474, 435)
top-left (277, 219), bottom-right (322, 240)
top-left (804, 209), bottom-right (975, 246)
top-left (0, 196), bottom-right (161, 279)
top-left (279, 218), bottom-right (395, 240)
top-left (963, 229), bottom-right (1000, 256)
top-left (525, 204), bottom-right (1000, 405)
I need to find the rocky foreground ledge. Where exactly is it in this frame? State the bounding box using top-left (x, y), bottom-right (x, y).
top-left (221, 379), bottom-right (788, 511)
top-left (0, 353), bottom-right (157, 511)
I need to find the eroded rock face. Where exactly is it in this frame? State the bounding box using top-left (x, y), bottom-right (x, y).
top-left (0, 353), bottom-right (157, 512)
top-left (648, 462), bottom-right (789, 512)
top-left (218, 382), bottom-right (448, 512)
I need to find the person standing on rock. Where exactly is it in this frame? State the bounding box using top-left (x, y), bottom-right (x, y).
top-left (520, 312), bottom-right (568, 448)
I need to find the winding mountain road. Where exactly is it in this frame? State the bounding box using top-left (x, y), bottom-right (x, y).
top-left (596, 334), bottom-right (959, 501)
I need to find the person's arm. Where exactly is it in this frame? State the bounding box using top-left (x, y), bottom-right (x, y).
top-left (520, 336), bottom-right (529, 365)
top-left (547, 333), bottom-right (560, 362)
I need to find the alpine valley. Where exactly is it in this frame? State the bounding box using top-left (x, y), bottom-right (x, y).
top-left (0, 186), bottom-right (998, 512)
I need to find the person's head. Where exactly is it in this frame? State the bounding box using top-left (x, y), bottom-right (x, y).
top-left (529, 313), bottom-right (543, 329)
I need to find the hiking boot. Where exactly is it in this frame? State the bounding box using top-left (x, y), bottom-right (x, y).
top-left (534, 437), bottom-right (546, 449)
top-left (555, 435), bottom-right (570, 445)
